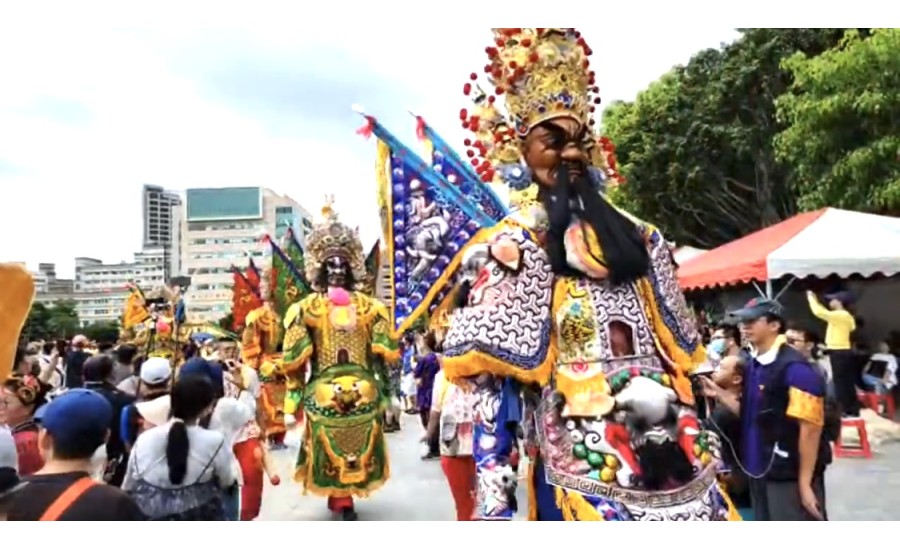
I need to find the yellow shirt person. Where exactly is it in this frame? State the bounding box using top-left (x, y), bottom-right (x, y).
top-left (806, 292), bottom-right (855, 351)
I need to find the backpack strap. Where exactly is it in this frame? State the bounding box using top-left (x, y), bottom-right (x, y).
top-left (196, 437), bottom-right (226, 484)
top-left (39, 477), bottom-right (97, 521)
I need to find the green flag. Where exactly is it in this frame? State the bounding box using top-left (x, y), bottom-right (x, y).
top-left (267, 237), bottom-right (309, 319)
top-left (282, 228), bottom-right (308, 285)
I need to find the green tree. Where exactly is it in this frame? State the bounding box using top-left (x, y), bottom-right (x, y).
top-left (46, 301), bottom-right (80, 338)
top-left (604, 28), bottom-right (857, 247)
top-left (775, 29), bottom-right (900, 213)
top-left (82, 320), bottom-right (121, 344)
top-left (21, 302), bottom-right (52, 342)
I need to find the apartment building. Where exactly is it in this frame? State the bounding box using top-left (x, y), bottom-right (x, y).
top-left (181, 186), bottom-right (312, 323)
top-left (72, 251), bottom-right (166, 326)
top-left (31, 263), bottom-right (76, 305)
top-left (142, 184), bottom-right (182, 279)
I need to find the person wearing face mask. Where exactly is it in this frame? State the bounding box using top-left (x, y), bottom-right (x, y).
top-left (702, 299), bottom-right (830, 521)
top-left (709, 325), bottom-right (742, 361)
top-left (692, 326), bottom-right (740, 422)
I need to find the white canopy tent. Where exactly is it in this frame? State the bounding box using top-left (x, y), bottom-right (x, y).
top-left (673, 246), bottom-right (708, 266)
top-left (766, 208), bottom-right (900, 280)
top-left (679, 208), bottom-right (900, 296)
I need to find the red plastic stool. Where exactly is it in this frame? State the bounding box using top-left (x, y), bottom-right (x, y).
top-left (872, 393), bottom-right (896, 419)
top-left (834, 417), bottom-right (872, 459)
top-left (858, 390), bottom-right (897, 419)
top-left (857, 390), bottom-right (875, 410)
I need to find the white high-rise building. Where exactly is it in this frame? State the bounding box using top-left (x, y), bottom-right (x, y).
top-left (31, 263), bottom-right (76, 305)
top-left (180, 186), bottom-right (312, 323)
top-left (142, 184), bottom-right (182, 280)
top-left (72, 251), bottom-right (167, 326)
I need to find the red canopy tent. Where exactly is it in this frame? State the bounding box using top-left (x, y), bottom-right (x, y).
top-left (676, 210), bottom-right (827, 291)
top-left (677, 208), bottom-right (900, 292)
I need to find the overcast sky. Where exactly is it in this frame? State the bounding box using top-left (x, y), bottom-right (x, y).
top-left (0, 21), bottom-right (740, 278)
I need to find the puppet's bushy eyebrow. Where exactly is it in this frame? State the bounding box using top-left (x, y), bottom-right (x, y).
top-left (538, 120), bottom-right (586, 143)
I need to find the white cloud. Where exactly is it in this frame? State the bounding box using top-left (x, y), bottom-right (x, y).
top-left (0, 15), bottom-right (739, 278)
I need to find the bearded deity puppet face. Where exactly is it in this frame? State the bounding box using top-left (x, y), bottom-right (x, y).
top-left (521, 117), bottom-right (592, 189)
top-left (321, 255), bottom-right (353, 290)
top-left (518, 116), bottom-right (650, 285)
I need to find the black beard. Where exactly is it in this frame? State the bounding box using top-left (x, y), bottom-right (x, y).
top-left (453, 280), bottom-right (472, 310)
top-left (636, 439), bottom-right (695, 490)
top-left (538, 165), bottom-right (650, 285)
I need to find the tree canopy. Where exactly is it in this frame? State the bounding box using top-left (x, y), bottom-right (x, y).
top-left (603, 28), bottom-right (860, 248)
top-left (81, 321), bottom-right (121, 344)
top-left (775, 28), bottom-right (900, 214)
top-left (20, 301), bottom-right (120, 344)
top-left (21, 301), bottom-right (80, 342)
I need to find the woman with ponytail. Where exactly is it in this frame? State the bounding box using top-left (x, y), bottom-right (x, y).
top-left (122, 375), bottom-right (237, 520)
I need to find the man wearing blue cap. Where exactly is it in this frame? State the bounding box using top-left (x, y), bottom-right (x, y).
top-left (701, 298), bottom-right (830, 522)
top-left (6, 389), bottom-right (145, 520)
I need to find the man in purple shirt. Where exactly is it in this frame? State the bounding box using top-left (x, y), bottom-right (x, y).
top-left (703, 299), bottom-right (830, 521)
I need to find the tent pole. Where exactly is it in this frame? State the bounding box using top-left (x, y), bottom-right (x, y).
top-left (752, 281), bottom-right (767, 298)
top-left (765, 279), bottom-right (773, 299)
top-left (773, 277), bottom-right (797, 302)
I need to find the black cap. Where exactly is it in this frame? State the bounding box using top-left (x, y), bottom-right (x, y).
top-left (824, 290), bottom-right (855, 305)
top-left (727, 298), bottom-right (785, 323)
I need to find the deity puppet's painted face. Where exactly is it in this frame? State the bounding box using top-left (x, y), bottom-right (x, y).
top-left (324, 255), bottom-right (351, 289)
top-left (521, 117), bottom-right (592, 188)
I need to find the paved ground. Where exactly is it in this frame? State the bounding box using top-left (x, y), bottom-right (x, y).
top-left (259, 414), bottom-right (900, 521)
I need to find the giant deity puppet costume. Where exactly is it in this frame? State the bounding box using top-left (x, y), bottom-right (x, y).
top-left (280, 197), bottom-right (399, 521)
top-left (241, 272), bottom-right (291, 445)
top-left (363, 28), bottom-right (738, 521)
top-left (119, 282), bottom-right (189, 365)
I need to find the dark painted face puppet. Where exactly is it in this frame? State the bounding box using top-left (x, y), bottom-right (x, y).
top-left (323, 255), bottom-right (352, 290)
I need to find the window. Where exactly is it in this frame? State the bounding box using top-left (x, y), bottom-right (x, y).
top-left (188, 236), bottom-right (261, 246)
top-left (187, 221), bottom-right (264, 233)
top-left (185, 187), bottom-right (262, 221)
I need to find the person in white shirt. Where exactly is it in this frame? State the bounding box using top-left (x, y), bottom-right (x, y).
top-left (423, 369), bottom-right (477, 521)
top-left (180, 357), bottom-right (254, 521)
top-left (223, 359), bottom-right (280, 520)
top-left (224, 360), bottom-right (261, 414)
top-left (123, 375), bottom-right (236, 520)
top-left (862, 341), bottom-right (898, 396)
top-left (37, 342), bottom-right (65, 389)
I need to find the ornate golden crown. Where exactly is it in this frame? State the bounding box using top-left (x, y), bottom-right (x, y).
top-left (304, 196), bottom-right (366, 290)
top-left (481, 28), bottom-right (598, 136)
top-left (455, 29), bottom-right (606, 193)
